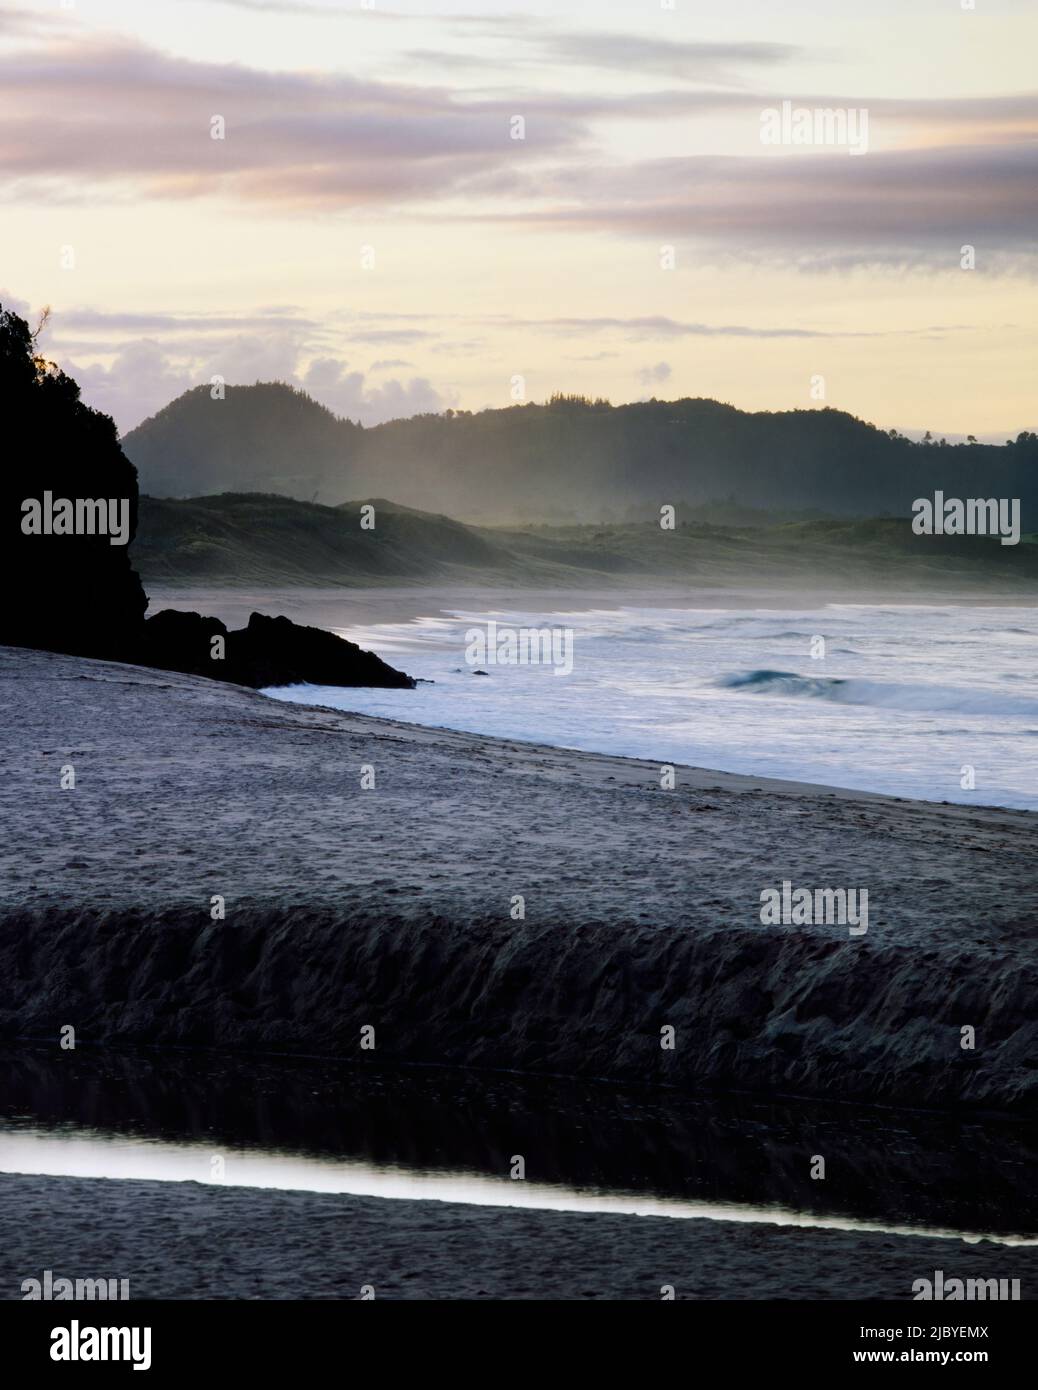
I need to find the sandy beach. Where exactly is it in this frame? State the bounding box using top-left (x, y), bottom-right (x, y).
top-left (1, 641), bottom-right (1035, 1303)
top-left (0, 643), bottom-right (1035, 1112)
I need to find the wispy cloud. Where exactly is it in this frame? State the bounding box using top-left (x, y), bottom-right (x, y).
top-left (0, 32), bottom-right (588, 209)
top-left (0, 4), bottom-right (64, 37)
top-left (55, 308), bottom-right (318, 335)
top-left (542, 34), bottom-right (800, 81)
top-left (503, 314), bottom-right (840, 340)
top-left (3, 12), bottom-right (1035, 276)
top-left (490, 142), bottom-right (1038, 270)
top-left (181, 0), bottom-right (394, 15)
top-left (407, 32), bottom-right (803, 85)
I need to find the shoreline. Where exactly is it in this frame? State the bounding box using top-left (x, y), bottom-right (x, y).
top-left (1, 644), bottom-right (1035, 1111)
top-left (144, 581), bottom-right (1038, 634)
top-left (144, 583), bottom-right (1038, 811)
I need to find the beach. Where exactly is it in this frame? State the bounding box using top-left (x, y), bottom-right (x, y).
top-left (1, 641), bottom-right (1035, 1302)
top-left (1, 643), bottom-right (1035, 1109)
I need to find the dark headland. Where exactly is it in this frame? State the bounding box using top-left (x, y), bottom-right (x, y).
top-left (0, 305), bottom-right (413, 691)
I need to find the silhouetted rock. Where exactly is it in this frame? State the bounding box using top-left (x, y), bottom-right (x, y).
top-left (0, 305), bottom-right (146, 660)
top-left (141, 609), bottom-right (415, 690)
top-left (2, 299), bottom-right (416, 690)
top-left (226, 612), bottom-right (415, 689)
top-left (137, 609), bottom-right (228, 679)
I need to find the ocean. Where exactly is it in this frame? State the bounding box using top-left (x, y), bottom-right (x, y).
top-left (265, 603), bottom-right (1038, 810)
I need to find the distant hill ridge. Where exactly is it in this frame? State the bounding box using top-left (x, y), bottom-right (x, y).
top-left (123, 383), bottom-right (1038, 528)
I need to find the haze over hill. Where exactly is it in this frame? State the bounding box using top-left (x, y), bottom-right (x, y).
top-left (123, 385), bottom-right (1038, 528)
top-left (133, 492), bottom-right (1038, 594)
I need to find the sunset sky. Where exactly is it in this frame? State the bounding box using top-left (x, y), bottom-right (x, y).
top-left (2, 0), bottom-right (1036, 439)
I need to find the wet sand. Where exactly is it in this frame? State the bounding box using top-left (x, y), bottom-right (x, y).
top-left (2, 1172), bottom-right (1035, 1301)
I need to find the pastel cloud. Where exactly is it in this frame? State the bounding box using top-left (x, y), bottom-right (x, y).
top-left (0, 32), bottom-right (587, 208)
top-left (495, 142), bottom-right (1038, 270)
top-left (3, 18), bottom-right (1034, 255)
top-left (44, 321), bottom-right (452, 432)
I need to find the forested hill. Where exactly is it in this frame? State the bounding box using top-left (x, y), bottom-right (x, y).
top-left (123, 384), bottom-right (1038, 527)
top-left (122, 383), bottom-right (362, 502)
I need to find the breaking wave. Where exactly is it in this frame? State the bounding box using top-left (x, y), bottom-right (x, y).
top-left (719, 669), bottom-right (1038, 718)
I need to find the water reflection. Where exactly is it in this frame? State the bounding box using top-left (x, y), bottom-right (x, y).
top-left (1, 1123), bottom-right (1035, 1247)
top-left (0, 1046), bottom-right (1034, 1238)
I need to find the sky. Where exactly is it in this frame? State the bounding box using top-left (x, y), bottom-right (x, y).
top-left (1, 0), bottom-right (1036, 439)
